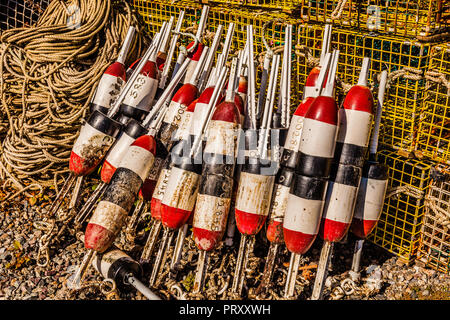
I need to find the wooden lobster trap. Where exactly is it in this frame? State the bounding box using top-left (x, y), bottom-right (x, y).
top-left (418, 165), bottom-right (450, 273)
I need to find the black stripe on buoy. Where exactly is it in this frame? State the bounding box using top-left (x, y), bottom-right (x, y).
top-left (290, 174), bottom-right (328, 200)
top-left (120, 104), bottom-right (149, 122)
top-left (332, 164), bottom-right (362, 187)
top-left (88, 110), bottom-right (122, 137)
top-left (334, 142), bottom-right (367, 168)
top-left (102, 168), bottom-right (143, 210)
top-left (296, 152), bottom-right (333, 179)
top-left (363, 161), bottom-right (389, 181)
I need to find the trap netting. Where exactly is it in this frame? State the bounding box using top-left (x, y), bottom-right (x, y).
top-left (0, 0), bottom-right (50, 30)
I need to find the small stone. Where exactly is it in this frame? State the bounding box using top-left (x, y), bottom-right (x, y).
top-left (422, 289), bottom-right (430, 296)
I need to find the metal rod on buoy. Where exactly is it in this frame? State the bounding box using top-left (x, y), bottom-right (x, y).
top-left (149, 227), bottom-right (174, 287)
top-left (284, 252), bottom-right (301, 298)
top-left (193, 250), bottom-right (209, 293)
top-left (160, 11), bottom-right (185, 90)
top-left (311, 241), bottom-right (334, 300)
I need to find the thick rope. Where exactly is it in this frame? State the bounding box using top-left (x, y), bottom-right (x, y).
top-left (0, 0), bottom-right (148, 197)
top-left (330, 0), bottom-right (348, 20)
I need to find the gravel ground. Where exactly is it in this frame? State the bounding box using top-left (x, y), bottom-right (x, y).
top-left (1, 180), bottom-right (449, 301)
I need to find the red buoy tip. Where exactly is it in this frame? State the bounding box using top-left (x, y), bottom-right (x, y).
top-left (84, 223), bottom-right (114, 253)
top-left (161, 204), bottom-right (192, 230)
top-left (104, 61), bottom-right (126, 81)
top-left (212, 101), bottom-right (240, 123)
top-left (69, 151), bottom-right (99, 176)
top-left (350, 218), bottom-right (378, 239)
top-left (294, 97), bottom-right (315, 117)
top-left (131, 134), bottom-right (156, 155)
top-left (193, 227), bottom-right (223, 251)
top-left (172, 83), bottom-right (199, 105)
top-left (283, 228), bottom-right (317, 255)
top-left (266, 220), bottom-right (284, 244)
top-left (186, 99), bottom-right (199, 112)
top-left (305, 96), bottom-right (338, 125)
top-left (197, 87), bottom-right (215, 104)
top-left (100, 160), bottom-right (117, 184)
top-left (235, 209), bottom-right (267, 236)
top-left (187, 42), bottom-right (205, 61)
top-left (343, 86), bottom-right (374, 114)
top-left (150, 198), bottom-right (163, 221)
top-left (319, 217), bottom-right (351, 242)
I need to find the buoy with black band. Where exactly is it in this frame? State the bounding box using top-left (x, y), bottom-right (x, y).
top-left (149, 65), bottom-right (229, 286)
top-left (74, 118), bottom-right (147, 226)
top-left (90, 247), bottom-right (161, 300)
top-left (191, 58), bottom-right (241, 293)
top-left (282, 50), bottom-right (338, 299)
top-left (158, 47), bottom-right (209, 148)
top-left (335, 57), bottom-right (374, 167)
top-left (35, 38), bottom-right (168, 267)
top-left (69, 56), bottom-right (192, 289)
top-left (119, 29), bottom-right (164, 121)
top-left (231, 34), bottom-right (280, 296)
top-left (349, 70), bottom-right (389, 281)
top-left (280, 52), bottom-right (331, 170)
top-left (90, 26), bottom-right (135, 115)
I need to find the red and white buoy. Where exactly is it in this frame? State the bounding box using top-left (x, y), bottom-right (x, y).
top-left (335, 57), bottom-right (374, 167)
top-left (231, 42), bottom-right (280, 296)
top-left (74, 118), bottom-right (147, 225)
top-left (349, 70), bottom-right (389, 281)
top-left (192, 58), bottom-right (241, 293)
top-left (70, 57), bottom-right (191, 288)
top-left (158, 47), bottom-right (210, 147)
top-left (70, 132), bottom-right (157, 288)
top-left (37, 40), bottom-right (164, 268)
top-left (282, 50), bottom-right (338, 298)
top-left (90, 27), bottom-right (135, 115)
top-left (120, 30), bottom-right (165, 121)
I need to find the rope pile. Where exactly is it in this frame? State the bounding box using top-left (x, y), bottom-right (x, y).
top-left (0, 0), bottom-right (148, 198)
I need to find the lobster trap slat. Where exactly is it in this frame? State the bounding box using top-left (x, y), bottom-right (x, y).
top-left (298, 0), bottom-right (450, 39)
top-left (416, 44), bottom-right (450, 165)
top-left (296, 24), bottom-right (433, 154)
top-left (367, 149), bottom-right (433, 263)
top-left (418, 165), bottom-right (450, 273)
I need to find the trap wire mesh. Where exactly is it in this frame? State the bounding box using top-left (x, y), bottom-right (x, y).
top-left (298, 0), bottom-right (450, 38)
top-left (367, 149), bottom-right (433, 263)
top-left (418, 165), bottom-right (450, 274)
top-left (296, 24), bottom-right (434, 155)
top-left (0, 0), bottom-right (50, 30)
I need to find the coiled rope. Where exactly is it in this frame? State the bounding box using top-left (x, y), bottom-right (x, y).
top-left (0, 0), bottom-right (148, 198)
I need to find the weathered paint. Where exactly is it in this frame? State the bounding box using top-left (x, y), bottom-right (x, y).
top-left (235, 172), bottom-right (275, 235)
top-left (90, 71), bottom-right (125, 113)
top-left (150, 166), bottom-right (171, 221)
top-left (193, 193), bottom-right (231, 251)
top-left (320, 164), bottom-right (361, 242)
top-left (351, 162), bottom-right (388, 239)
top-left (266, 168), bottom-right (295, 244)
top-left (70, 123), bottom-right (116, 176)
top-left (161, 166), bottom-right (201, 229)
